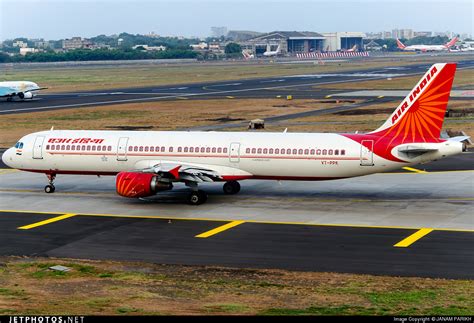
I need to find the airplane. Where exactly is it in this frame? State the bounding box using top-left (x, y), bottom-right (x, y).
top-left (263, 44), bottom-right (281, 57)
top-left (2, 63), bottom-right (467, 205)
top-left (342, 44), bottom-right (358, 52)
top-left (242, 50), bottom-right (254, 60)
top-left (0, 81), bottom-right (46, 101)
top-left (396, 37), bottom-right (458, 52)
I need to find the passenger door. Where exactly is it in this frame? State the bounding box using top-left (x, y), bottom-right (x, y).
top-left (117, 137), bottom-right (129, 161)
top-left (229, 142), bottom-right (240, 163)
top-left (360, 140), bottom-right (374, 166)
top-left (32, 136), bottom-right (45, 159)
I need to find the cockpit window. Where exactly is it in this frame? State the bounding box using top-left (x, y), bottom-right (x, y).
top-left (14, 142), bottom-right (24, 149)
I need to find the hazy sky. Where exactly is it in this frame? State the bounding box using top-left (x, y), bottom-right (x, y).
top-left (0, 0), bottom-right (472, 40)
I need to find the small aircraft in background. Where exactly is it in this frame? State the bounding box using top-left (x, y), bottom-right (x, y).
top-left (396, 37), bottom-right (458, 52)
top-left (0, 81), bottom-right (46, 101)
top-left (263, 44), bottom-right (281, 57)
top-left (343, 44), bottom-right (358, 52)
top-left (242, 50), bottom-right (255, 60)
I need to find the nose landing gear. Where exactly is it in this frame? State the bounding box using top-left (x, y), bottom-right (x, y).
top-left (44, 173), bottom-right (56, 193)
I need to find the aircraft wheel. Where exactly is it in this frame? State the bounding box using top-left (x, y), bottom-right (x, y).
top-left (188, 190), bottom-right (207, 205)
top-left (44, 185), bottom-right (55, 193)
top-left (223, 181), bottom-right (240, 194)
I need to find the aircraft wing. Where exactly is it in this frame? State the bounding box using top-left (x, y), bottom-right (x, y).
top-left (133, 160), bottom-right (252, 184)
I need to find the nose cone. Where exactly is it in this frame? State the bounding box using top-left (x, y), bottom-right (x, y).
top-left (1, 148), bottom-right (14, 168)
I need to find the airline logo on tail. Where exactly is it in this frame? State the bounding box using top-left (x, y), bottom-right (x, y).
top-left (371, 63), bottom-right (456, 144)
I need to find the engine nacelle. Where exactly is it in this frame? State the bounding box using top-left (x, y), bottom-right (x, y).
top-left (116, 172), bottom-right (172, 198)
top-left (18, 92), bottom-right (33, 100)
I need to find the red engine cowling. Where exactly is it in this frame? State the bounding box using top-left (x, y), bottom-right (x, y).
top-left (116, 172), bottom-right (172, 198)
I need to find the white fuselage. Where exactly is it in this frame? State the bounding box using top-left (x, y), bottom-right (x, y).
top-left (2, 130), bottom-right (463, 180)
top-left (0, 81), bottom-right (39, 92)
top-left (402, 44), bottom-right (448, 52)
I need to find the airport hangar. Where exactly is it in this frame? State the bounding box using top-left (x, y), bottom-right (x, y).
top-left (237, 31), bottom-right (366, 56)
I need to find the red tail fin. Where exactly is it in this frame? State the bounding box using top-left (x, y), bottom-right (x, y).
top-left (370, 63), bottom-right (456, 144)
top-left (396, 39), bottom-right (406, 49)
top-left (445, 37), bottom-right (458, 48)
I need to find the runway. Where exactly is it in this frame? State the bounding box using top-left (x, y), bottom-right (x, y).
top-left (2, 60), bottom-right (473, 115)
top-left (0, 162), bottom-right (472, 278)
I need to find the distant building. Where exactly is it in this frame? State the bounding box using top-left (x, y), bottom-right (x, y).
top-left (62, 37), bottom-right (93, 50)
top-left (145, 32), bottom-right (160, 38)
top-left (12, 40), bottom-right (28, 48)
top-left (190, 42), bottom-right (208, 50)
top-left (414, 31), bottom-right (432, 37)
top-left (242, 31), bottom-right (325, 56)
top-left (34, 40), bottom-right (50, 49)
top-left (19, 48), bottom-right (39, 55)
top-left (392, 29), bottom-right (414, 39)
top-left (132, 44), bottom-right (166, 51)
top-left (322, 32), bottom-right (366, 51)
top-left (227, 30), bottom-right (263, 41)
top-left (211, 26), bottom-right (228, 38)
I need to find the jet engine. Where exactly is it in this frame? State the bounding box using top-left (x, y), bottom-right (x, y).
top-left (116, 172), bottom-right (172, 198)
top-left (18, 92), bottom-right (33, 99)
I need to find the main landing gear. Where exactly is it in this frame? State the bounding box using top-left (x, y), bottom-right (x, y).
top-left (44, 174), bottom-right (56, 193)
top-left (185, 181), bottom-right (241, 205)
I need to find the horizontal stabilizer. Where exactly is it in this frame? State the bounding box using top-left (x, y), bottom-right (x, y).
top-left (447, 135), bottom-right (470, 142)
top-left (397, 143), bottom-right (440, 153)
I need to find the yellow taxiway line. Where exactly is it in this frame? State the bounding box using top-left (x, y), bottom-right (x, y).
top-left (18, 213), bottom-right (77, 230)
top-left (2, 210), bottom-right (473, 233)
top-left (195, 221), bottom-right (245, 238)
top-left (394, 228), bottom-right (434, 247)
top-left (402, 167), bottom-right (428, 174)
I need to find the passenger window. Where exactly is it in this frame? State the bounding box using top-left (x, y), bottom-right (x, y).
top-left (269, 148), bottom-right (273, 154)
top-left (298, 149), bottom-right (303, 155)
top-left (108, 146), bottom-right (112, 151)
top-left (223, 148), bottom-right (228, 153)
top-left (212, 147), bottom-right (216, 153)
top-left (263, 148), bottom-right (268, 154)
top-left (178, 147), bottom-right (182, 153)
top-left (155, 146), bottom-right (160, 152)
top-left (161, 147), bottom-right (165, 152)
top-left (169, 147), bottom-right (174, 152)
top-left (66, 145), bottom-right (70, 150)
top-left (310, 149), bottom-right (315, 155)
top-left (292, 149), bottom-right (297, 155)
top-left (183, 147), bottom-right (188, 153)
top-left (190, 147), bottom-right (194, 153)
top-left (328, 149), bottom-right (333, 155)
top-left (91, 146), bottom-right (96, 151)
top-left (71, 145), bottom-right (75, 151)
top-left (150, 147), bottom-right (154, 152)
top-left (287, 149), bottom-right (291, 154)
top-left (275, 148), bottom-right (279, 154)
top-left (341, 149), bottom-right (346, 155)
top-left (61, 145), bottom-right (65, 150)
top-left (200, 147), bottom-right (205, 153)
top-left (87, 145), bottom-right (91, 151)
top-left (217, 147), bottom-right (222, 153)
top-left (206, 147), bottom-right (210, 153)
top-left (195, 146), bottom-right (199, 152)
top-left (145, 146), bottom-right (149, 152)
top-left (335, 149), bottom-right (339, 155)
top-left (246, 148), bottom-right (250, 154)
top-left (322, 149), bottom-right (327, 155)
top-left (316, 149), bottom-right (321, 155)
top-left (251, 148), bottom-right (256, 154)
top-left (46, 145), bottom-right (50, 150)
top-left (97, 146), bottom-right (101, 151)
top-left (139, 146), bottom-right (143, 152)
top-left (128, 146), bottom-right (133, 151)
top-left (304, 149), bottom-right (309, 155)
top-left (133, 146), bottom-right (138, 152)
top-left (257, 148), bottom-right (262, 154)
